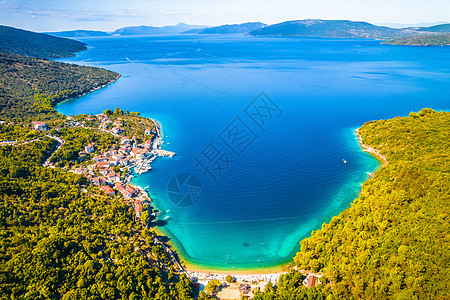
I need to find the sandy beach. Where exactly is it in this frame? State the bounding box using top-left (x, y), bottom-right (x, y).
top-left (186, 269), bottom-right (286, 284)
top-left (149, 225), bottom-right (289, 273)
top-left (355, 128), bottom-right (388, 165)
top-left (142, 127), bottom-right (376, 284)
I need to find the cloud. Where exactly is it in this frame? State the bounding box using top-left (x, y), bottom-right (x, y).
top-left (0, 1), bottom-right (20, 10)
top-left (75, 16), bottom-right (109, 22)
top-left (1, 0), bottom-right (448, 32)
top-left (9, 6), bottom-right (150, 23)
top-left (27, 11), bottom-right (52, 17)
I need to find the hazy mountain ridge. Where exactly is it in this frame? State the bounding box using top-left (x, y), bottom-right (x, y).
top-left (249, 19), bottom-right (435, 38)
top-left (112, 23), bottom-right (206, 35)
top-left (193, 22), bottom-right (267, 34)
top-left (46, 30), bottom-right (109, 38)
top-left (45, 20), bottom-right (450, 40)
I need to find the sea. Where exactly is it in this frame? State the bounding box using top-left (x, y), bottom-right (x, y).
top-left (56, 34), bottom-right (450, 271)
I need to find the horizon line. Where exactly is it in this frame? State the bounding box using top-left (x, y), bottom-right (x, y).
top-left (2, 18), bottom-right (448, 34)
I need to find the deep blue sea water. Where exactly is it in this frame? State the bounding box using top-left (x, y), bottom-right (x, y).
top-left (56, 35), bottom-right (450, 271)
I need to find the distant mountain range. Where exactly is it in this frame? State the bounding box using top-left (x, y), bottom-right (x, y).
top-left (41, 20), bottom-right (450, 45)
top-left (111, 23), bottom-right (205, 36)
top-left (0, 25), bottom-right (86, 59)
top-left (46, 30), bottom-right (109, 38)
top-left (249, 19), bottom-right (441, 39)
top-left (188, 22), bottom-right (267, 34)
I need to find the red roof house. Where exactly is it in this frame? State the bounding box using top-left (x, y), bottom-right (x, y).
top-left (101, 185), bottom-right (115, 196)
top-left (135, 202), bottom-right (143, 219)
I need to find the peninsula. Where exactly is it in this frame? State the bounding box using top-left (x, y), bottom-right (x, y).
top-left (383, 33), bottom-right (450, 46)
top-left (0, 25), bottom-right (87, 59)
top-left (0, 33), bottom-right (192, 298)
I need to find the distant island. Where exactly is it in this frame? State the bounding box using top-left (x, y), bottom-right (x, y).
top-left (0, 25), bottom-right (87, 59)
top-left (187, 22), bottom-right (267, 34)
top-left (44, 20), bottom-right (450, 46)
top-left (45, 30), bottom-right (110, 38)
top-left (248, 19), bottom-right (448, 39)
top-left (383, 33), bottom-right (450, 46)
top-left (111, 23), bottom-right (206, 36)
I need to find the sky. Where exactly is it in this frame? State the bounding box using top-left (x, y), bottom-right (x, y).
top-left (0, 0), bottom-right (449, 32)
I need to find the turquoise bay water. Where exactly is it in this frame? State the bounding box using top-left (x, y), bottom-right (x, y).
top-left (56, 35), bottom-right (450, 270)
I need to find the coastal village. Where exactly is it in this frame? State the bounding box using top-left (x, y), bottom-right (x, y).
top-left (184, 270), bottom-right (323, 299)
top-left (34, 112), bottom-right (174, 222)
top-left (30, 112), bottom-right (323, 299)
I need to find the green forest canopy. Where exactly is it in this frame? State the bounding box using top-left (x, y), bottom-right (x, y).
top-left (0, 46), bottom-right (197, 298)
top-left (0, 133), bottom-right (194, 299)
top-left (251, 109), bottom-right (449, 299)
top-left (0, 52), bottom-right (119, 121)
top-left (289, 109), bottom-right (449, 299)
top-left (383, 33), bottom-right (450, 46)
top-left (0, 25), bottom-right (87, 59)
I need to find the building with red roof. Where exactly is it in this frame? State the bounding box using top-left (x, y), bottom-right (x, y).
top-left (101, 185), bottom-right (115, 196)
top-left (115, 182), bottom-right (133, 198)
top-left (303, 274), bottom-right (317, 288)
top-left (135, 202), bottom-right (143, 219)
top-left (125, 185), bottom-right (138, 197)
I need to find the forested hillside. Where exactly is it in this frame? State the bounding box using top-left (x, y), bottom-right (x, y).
top-left (0, 27), bottom-right (199, 299)
top-left (252, 109), bottom-right (449, 299)
top-left (0, 25), bottom-right (87, 59)
top-left (415, 23), bottom-right (450, 33)
top-left (0, 52), bottom-right (119, 121)
top-left (195, 22), bottom-right (266, 34)
top-left (249, 19), bottom-right (425, 38)
top-left (0, 130), bottom-right (194, 299)
top-left (383, 33), bottom-right (450, 46)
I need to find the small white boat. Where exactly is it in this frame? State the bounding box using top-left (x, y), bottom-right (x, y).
top-left (164, 216), bottom-right (170, 220)
top-left (343, 159), bottom-right (347, 164)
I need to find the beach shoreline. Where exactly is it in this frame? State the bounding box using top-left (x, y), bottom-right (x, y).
top-left (149, 223), bottom-right (291, 275)
top-left (185, 266), bottom-right (286, 276)
top-left (129, 118), bottom-right (291, 275)
top-left (149, 228), bottom-right (288, 286)
top-left (138, 125), bottom-right (381, 278)
top-left (51, 48), bottom-right (387, 281)
top-left (183, 257), bottom-right (288, 275)
top-left (355, 128), bottom-right (388, 165)
top-left (55, 74), bottom-right (121, 108)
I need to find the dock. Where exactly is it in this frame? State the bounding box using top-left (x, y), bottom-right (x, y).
top-left (152, 149), bottom-right (175, 158)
